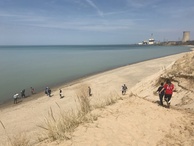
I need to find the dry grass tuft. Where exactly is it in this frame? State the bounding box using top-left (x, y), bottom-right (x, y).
top-left (157, 52), bottom-right (194, 91)
top-left (38, 108), bottom-right (79, 141)
top-left (38, 84), bottom-right (93, 142)
top-left (38, 85), bottom-right (121, 143)
top-left (0, 120), bottom-right (30, 146)
top-left (104, 96), bottom-right (117, 106)
top-left (76, 84), bottom-right (91, 114)
top-left (6, 133), bottom-right (30, 146)
top-left (93, 92), bottom-right (121, 109)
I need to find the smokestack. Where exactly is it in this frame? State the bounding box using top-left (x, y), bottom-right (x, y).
top-left (182, 31), bottom-right (190, 42)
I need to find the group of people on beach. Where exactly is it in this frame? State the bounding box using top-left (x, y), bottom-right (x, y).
top-left (157, 79), bottom-right (174, 108)
top-left (13, 83), bottom-right (128, 104)
top-left (13, 80), bottom-right (173, 107)
top-left (13, 85), bottom-right (94, 104)
top-left (13, 87), bottom-right (35, 104)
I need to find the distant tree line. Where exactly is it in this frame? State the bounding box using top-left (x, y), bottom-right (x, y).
top-left (158, 40), bottom-right (194, 46)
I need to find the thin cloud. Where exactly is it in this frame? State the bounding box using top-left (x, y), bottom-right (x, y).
top-left (126, 0), bottom-right (160, 8)
top-left (167, 6), bottom-right (194, 19)
top-left (0, 11), bottom-right (49, 23)
top-left (103, 10), bottom-right (128, 16)
top-left (85, 0), bottom-right (104, 16)
top-left (0, 12), bottom-right (26, 18)
top-left (26, 18), bottom-right (134, 32)
top-left (32, 23), bottom-right (130, 32)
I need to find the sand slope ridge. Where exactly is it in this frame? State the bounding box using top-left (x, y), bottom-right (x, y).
top-left (44, 96), bottom-right (194, 146)
top-left (132, 51), bottom-right (194, 111)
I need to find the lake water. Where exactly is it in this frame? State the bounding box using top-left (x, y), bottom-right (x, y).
top-left (0, 45), bottom-right (191, 104)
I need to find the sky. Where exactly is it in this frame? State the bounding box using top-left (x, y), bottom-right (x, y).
top-left (0, 0), bottom-right (194, 45)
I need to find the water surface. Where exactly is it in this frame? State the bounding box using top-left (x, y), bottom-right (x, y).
top-left (0, 45), bottom-right (191, 104)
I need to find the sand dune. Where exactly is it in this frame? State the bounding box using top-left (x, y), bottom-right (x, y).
top-left (1, 51), bottom-right (194, 146)
top-left (53, 97), bottom-right (194, 146)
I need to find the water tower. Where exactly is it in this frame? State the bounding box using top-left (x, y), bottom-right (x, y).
top-left (182, 31), bottom-right (190, 42)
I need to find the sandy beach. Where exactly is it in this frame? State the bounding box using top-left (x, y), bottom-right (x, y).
top-left (0, 51), bottom-right (194, 146)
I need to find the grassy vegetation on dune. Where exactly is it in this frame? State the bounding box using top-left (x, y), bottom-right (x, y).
top-left (37, 84), bottom-right (121, 143)
top-left (0, 120), bottom-right (30, 146)
top-left (1, 84), bottom-right (122, 145)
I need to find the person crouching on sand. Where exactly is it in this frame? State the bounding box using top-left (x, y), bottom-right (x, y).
top-left (160, 79), bottom-right (174, 108)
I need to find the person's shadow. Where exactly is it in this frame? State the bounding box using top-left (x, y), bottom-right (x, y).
top-left (60, 95), bottom-right (65, 99)
top-left (155, 100), bottom-right (169, 108)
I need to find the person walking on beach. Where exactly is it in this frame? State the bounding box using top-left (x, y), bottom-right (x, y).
top-left (122, 84), bottom-right (128, 95)
top-left (48, 88), bottom-right (52, 97)
top-left (88, 86), bottom-right (92, 96)
top-left (30, 87), bottom-right (35, 94)
top-left (59, 89), bottom-right (64, 98)
top-left (45, 87), bottom-right (49, 96)
top-left (13, 93), bottom-right (19, 104)
top-left (160, 79), bottom-right (174, 108)
top-left (157, 83), bottom-right (165, 106)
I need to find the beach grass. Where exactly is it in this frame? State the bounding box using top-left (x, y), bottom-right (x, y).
top-left (6, 133), bottom-right (30, 146)
top-left (37, 85), bottom-right (120, 143)
top-left (2, 85), bottom-right (123, 145)
top-left (93, 92), bottom-right (122, 109)
top-left (0, 120), bottom-right (30, 146)
top-left (37, 108), bottom-right (80, 141)
top-left (76, 84), bottom-right (92, 114)
top-left (37, 84), bottom-right (95, 142)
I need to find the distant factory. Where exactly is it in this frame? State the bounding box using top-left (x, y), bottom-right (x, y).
top-left (156, 31), bottom-right (194, 46)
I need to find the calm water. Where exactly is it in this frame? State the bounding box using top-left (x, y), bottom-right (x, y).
top-left (0, 45), bottom-right (191, 104)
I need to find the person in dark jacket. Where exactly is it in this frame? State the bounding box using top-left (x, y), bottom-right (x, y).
top-left (21, 89), bottom-right (26, 98)
top-left (157, 83), bottom-right (164, 106)
top-left (48, 88), bottom-right (51, 97)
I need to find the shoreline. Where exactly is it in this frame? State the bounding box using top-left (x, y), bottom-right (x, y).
top-left (0, 49), bottom-right (192, 145)
top-left (0, 45), bottom-right (192, 106)
top-left (0, 49), bottom-right (192, 110)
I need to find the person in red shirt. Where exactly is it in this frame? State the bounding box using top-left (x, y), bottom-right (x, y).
top-left (160, 79), bottom-right (174, 108)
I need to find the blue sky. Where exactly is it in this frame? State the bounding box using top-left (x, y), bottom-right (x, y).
top-left (0, 0), bottom-right (194, 45)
